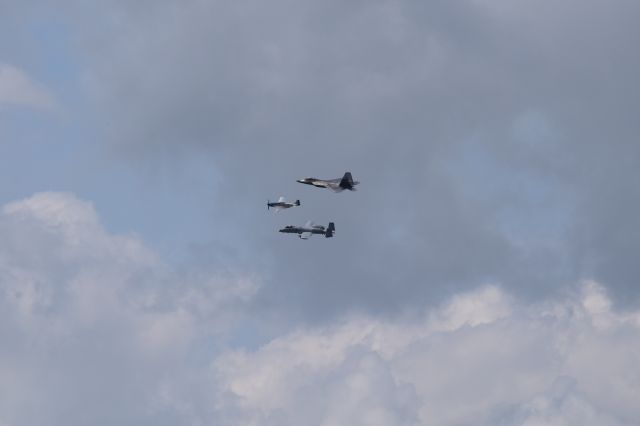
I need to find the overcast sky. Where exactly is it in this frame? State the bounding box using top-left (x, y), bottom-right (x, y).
top-left (1, 0), bottom-right (640, 424)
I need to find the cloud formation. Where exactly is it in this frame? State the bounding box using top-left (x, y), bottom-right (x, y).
top-left (214, 282), bottom-right (640, 425)
top-left (1, 192), bottom-right (639, 425)
top-left (0, 63), bottom-right (55, 109)
top-left (53, 0), bottom-right (640, 315)
top-left (1, 1), bottom-right (639, 422)
top-left (0, 192), bottom-right (258, 425)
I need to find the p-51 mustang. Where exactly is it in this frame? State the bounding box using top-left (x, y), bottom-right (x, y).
top-left (279, 221), bottom-right (335, 239)
top-left (267, 197), bottom-right (301, 212)
top-left (297, 172), bottom-right (359, 192)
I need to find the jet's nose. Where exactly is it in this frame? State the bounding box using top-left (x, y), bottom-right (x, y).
top-left (296, 179), bottom-right (304, 183)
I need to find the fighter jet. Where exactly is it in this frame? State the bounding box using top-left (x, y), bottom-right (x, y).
top-left (267, 197), bottom-right (301, 212)
top-left (279, 221), bottom-right (335, 239)
top-left (297, 172), bottom-right (359, 192)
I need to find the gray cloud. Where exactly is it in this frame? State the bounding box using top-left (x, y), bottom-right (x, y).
top-left (11, 0), bottom-right (640, 318)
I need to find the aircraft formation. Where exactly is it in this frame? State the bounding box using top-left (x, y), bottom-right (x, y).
top-left (270, 172), bottom-right (358, 240)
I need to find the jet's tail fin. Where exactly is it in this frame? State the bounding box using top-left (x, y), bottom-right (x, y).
top-left (339, 172), bottom-right (356, 189)
top-left (340, 172), bottom-right (353, 186)
top-left (295, 200), bottom-right (301, 206)
top-left (325, 222), bottom-right (335, 238)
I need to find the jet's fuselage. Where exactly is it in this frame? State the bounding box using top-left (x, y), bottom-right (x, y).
top-left (296, 172), bottom-right (358, 192)
top-left (296, 178), bottom-right (329, 188)
top-left (279, 225), bottom-right (324, 234)
top-left (279, 222), bottom-right (335, 239)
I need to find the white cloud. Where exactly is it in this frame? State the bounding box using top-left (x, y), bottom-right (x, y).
top-left (0, 63), bottom-right (55, 109)
top-left (213, 283), bottom-right (640, 426)
top-left (0, 192), bottom-right (638, 426)
top-left (0, 192), bottom-right (258, 425)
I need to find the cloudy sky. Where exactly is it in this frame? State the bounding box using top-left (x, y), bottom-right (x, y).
top-left (1, 0), bottom-right (639, 424)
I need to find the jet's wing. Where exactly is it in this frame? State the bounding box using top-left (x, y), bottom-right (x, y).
top-left (278, 196), bottom-right (286, 202)
top-left (303, 220), bottom-right (313, 228)
top-left (327, 182), bottom-right (345, 192)
top-left (300, 232), bottom-right (312, 240)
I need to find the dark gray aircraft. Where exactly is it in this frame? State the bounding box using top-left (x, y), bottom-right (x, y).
top-left (267, 197), bottom-right (301, 212)
top-left (297, 172), bottom-right (359, 192)
top-left (279, 221), bottom-right (335, 239)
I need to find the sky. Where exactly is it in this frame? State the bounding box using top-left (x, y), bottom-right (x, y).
top-left (1, 0), bottom-right (640, 424)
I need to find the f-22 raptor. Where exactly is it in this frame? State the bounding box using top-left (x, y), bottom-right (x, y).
top-left (267, 197), bottom-right (301, 212)
top-left (279, 221), bottom-right (335, 239)
top-left (297, 172), bottom-right (359, 192)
